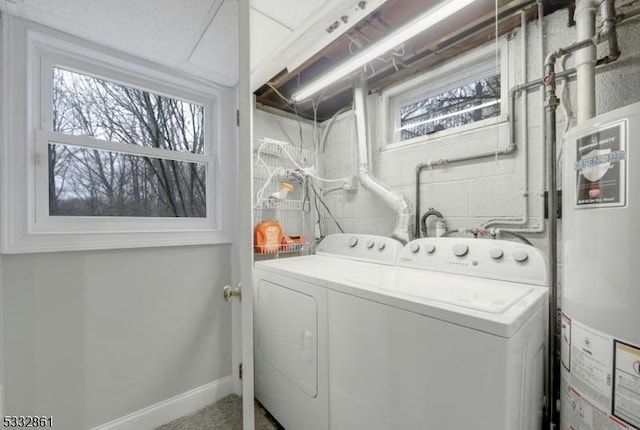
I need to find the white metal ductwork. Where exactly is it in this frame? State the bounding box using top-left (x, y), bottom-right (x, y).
top-left (352, 72), bottom-right (414, 244)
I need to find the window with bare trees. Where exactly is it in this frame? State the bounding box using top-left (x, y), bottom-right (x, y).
top-left (398, 74), bottom-right (501, 141)
top-left (383, 43), bottom-right (507, 148)
top-left (50, 67), bottom-right (208, 218)
top-left (2, 17), bottom-right (232, 252)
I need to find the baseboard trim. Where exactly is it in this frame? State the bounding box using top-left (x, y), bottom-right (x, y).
top-left (90, 376), bottom-right (235, 430)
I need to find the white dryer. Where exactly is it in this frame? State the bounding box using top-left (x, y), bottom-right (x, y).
top-left (328, 237), bottom-right (548, 430)
top-left (253, 234), bottom-right (403, 430)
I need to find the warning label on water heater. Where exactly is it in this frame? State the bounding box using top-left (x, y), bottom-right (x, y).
top-left (560, 314), bottom-right (640, 430)
top-left (613, 341), bottom-right (640, 428)
top-left (575, 121), bottom-right (627, 208)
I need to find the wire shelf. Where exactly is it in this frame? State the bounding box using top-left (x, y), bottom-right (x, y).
top-left (253, 136), bottom-right (314, 259)
top-left (252, 165), bottom-right (295, 181)
top-left (255, 199), bottom-right (304, 211)
top-left (254, 241), bottom-right (312, 256)
top-left (254, 138), bottom-right (310, 162)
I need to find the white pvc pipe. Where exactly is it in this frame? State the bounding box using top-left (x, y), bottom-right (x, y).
top-left (575, 0), bottom-right (597, 122)
top-left (521, 9), bottom-right (529, 225)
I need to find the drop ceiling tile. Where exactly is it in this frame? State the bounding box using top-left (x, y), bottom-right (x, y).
top-left (189, 0), bottom-right (239, 86)
top-left (250, 0), bottom-right (321, 30)
top-left (249, 8), bottom-right (291, 71)
top-left (23, 0), bottom-right (213, 57)
top-left (19, 0), bottom-right (240, 86)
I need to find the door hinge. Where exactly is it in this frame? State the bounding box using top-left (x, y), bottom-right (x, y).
top-left (236, 109), bottom-right (240, 127)
top-left (239, 362), bottom-right (243, 380)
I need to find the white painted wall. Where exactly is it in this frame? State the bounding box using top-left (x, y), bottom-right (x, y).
top-left (2, 245), bottom-right (233, 429)
top-left (254, 108), bottom-right (317, 150)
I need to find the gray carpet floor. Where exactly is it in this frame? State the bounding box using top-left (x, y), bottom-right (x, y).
top-left (155, 395), bottom-right (284, 430)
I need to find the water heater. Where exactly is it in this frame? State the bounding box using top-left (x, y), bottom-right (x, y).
top-left (561, 102), bottom-right (640, 430)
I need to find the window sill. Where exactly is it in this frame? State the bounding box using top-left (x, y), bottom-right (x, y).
top-left (382, 116), bottom-right (508, 152)
top-left (1, 228), bottom-right (233, 254)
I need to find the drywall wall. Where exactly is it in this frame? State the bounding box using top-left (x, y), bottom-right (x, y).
top-left (2, 245), bottom-right (233, 429)
top-left (317, 9), bottom-right (640, 255)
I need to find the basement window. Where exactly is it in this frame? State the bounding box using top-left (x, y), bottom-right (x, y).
top-left (1, 16), bottom-right (233, 252)
top-left (381, 42), bottom-right (508, 149)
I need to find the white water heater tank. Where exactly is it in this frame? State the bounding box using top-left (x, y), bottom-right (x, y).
top-left (561, 102), bottom-right (640, 430)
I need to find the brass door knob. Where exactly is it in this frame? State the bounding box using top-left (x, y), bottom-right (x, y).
top-left (223, 285), bottom-right (241, 302)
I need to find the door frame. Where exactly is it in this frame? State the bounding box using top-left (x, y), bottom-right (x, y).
top-left (238, 0), bottom-right (255, 428)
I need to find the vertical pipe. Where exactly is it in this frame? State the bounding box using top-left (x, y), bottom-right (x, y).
top-left (575, 0), bottom-right (597, 122)
top-left (520, 9), bottom-right (530, 226)
top-left (415, 169), bottom-right (421, 238)
top-left (539, 0), bottom-right (547, 237)
top-left (544, 56), bottom-right (560, 429)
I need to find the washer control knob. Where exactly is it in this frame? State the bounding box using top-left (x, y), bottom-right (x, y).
top-left (377, 241), bottom-right (386, 251)
top-left (453, 243), bottom-right (469, 257)
top-left (348, 237), bottom-right (359, 248)
top-left (409, 243), bottom-right (420, 253)
top-left (366, 240), bottom-right (375, 249)
top-left (513, 249), bottom-right (529, 262)
top-left (424, 243), bottom-right (436, 254)
top-left (489, 248), bottom-right (504, 259)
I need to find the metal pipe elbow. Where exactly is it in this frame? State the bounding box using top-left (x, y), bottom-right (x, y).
top-left (420, 209), bottom-right (444, 237)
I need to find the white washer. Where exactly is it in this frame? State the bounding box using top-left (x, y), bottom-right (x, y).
top-left (329, 237), bottom-right (548, 430)
top-left (253, 234), bottom-right (403, 430)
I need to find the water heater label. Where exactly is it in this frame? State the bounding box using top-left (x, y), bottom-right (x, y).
top-left (561, 314), bottom-right (640, 430)
top-left (613, 341), bottom-right (640, 428)
top-left (571, 321), bottom-right (614, 413)
top-left (574, 120), bottom-right (627, 208)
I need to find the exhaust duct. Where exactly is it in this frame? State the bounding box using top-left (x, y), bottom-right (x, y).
top-left (352, 73), bottom-right (414, 244)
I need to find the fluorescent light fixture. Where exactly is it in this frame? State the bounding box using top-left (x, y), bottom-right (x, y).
top-left (291, 0), bottom-right (477, 102)
top-left (396, 100), bottom-right (500, 131)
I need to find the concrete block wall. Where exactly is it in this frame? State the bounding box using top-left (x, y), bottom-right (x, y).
top-left (316, 9), bottom-right (640, 261)
top-left (252, 108), bottom-right (318, 242)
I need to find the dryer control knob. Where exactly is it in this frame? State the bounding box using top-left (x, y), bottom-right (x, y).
top-left (489, 248), bottom-right (504, 259)
top-left (513, 249), bottom-right (529, 262)
top-left (366, 240), bottom-right (375, 249)
top-left (424, 243), bottom-right (436, 254)
top-left (348, 237), bottom-right (359, 248)
top-left (453, 243), bottom-right (469, 257)
top-left (409, 243), bottom-right (420, 253)
top-left (377, 241), bottom-right (386, 251)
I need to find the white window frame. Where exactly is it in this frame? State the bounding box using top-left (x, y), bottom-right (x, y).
top-left (380, 41), bottom-right (509, 151)
top-left (1, 16), bottom-right (234, 253)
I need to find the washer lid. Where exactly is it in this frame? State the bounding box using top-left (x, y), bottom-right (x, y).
top-left (339, 267), bottom-right (547, 338)
top-left (373, 269), bottom-right (533, 314)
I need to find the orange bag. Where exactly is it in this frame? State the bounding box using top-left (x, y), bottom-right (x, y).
top-left (254, 221), bottom-right (283, 254)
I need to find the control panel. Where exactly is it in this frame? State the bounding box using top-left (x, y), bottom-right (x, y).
top-left (398, 238), bottom-right (547, 285)
top-left (316, 234), bottom-right (403, 265)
